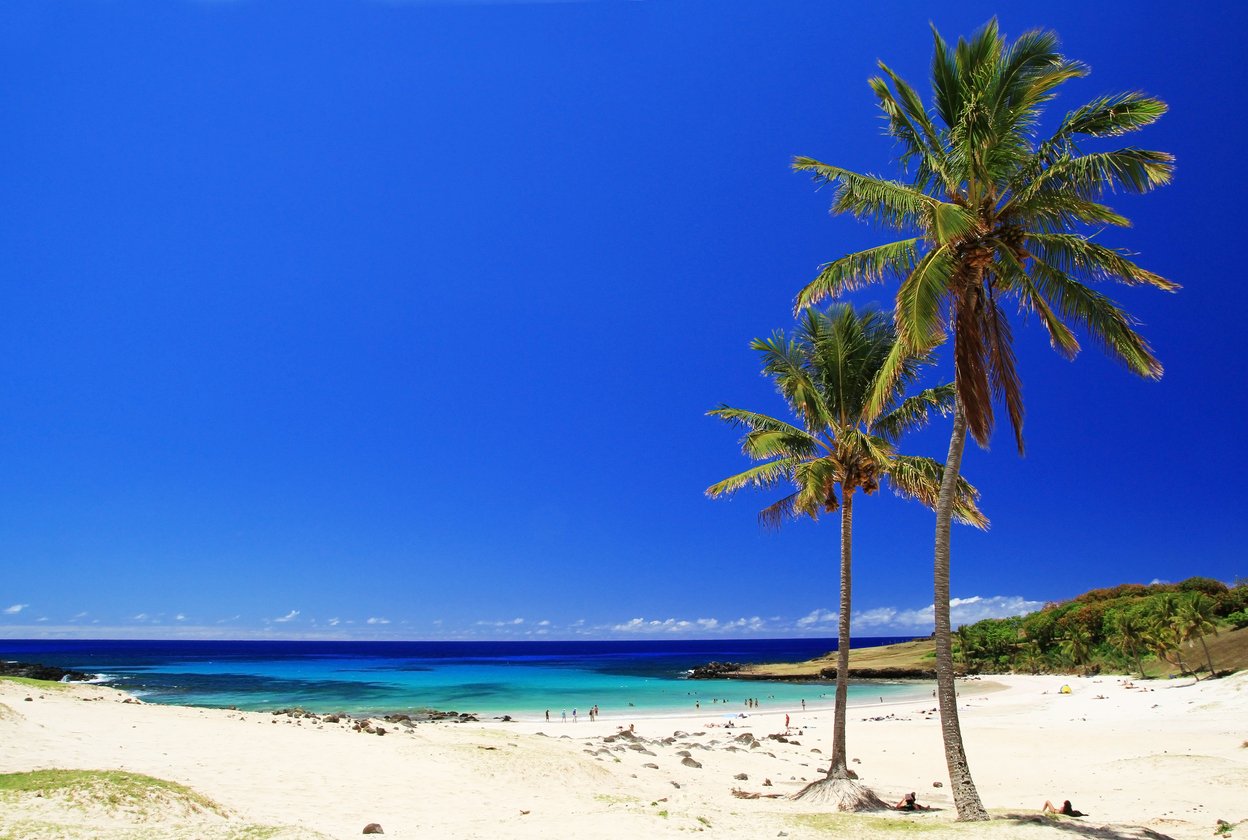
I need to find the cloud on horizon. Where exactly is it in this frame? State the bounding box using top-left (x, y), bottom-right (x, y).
top-left (273, 610), bottom-right (300, 623)
top-left (3, 604), bottom-right (29, 615)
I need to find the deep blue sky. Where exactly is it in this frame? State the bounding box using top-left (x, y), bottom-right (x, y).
top-left (1, 0), bottom-right (1243, 640)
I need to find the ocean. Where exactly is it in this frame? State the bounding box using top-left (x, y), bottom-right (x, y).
top-left (0, 637), bottom-right (927, 720)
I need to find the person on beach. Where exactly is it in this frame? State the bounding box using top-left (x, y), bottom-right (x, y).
top-left (545, 710), bottom-right (550, 721)
top-left (895, 793), bottom-right (929, 811)
top-left (784, 713), bottom-right (790, 730)
top-left (561, 709), bottom-right (566, 722)
top-left (1043, 800), bottom-right (1087, 817)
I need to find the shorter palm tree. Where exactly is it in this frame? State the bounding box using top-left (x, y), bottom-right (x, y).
top-left (708, 304), bottom-right (986, 810)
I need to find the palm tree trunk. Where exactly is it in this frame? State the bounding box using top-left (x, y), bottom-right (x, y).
top-left (1199, 635), bottom-right (1215, 677)
top-left (827, 488), bottom-right (853, 779)
top-left (933, 400), bottom-right (989, 821)
top-left (1133, 646), bottom-right (1146, 680)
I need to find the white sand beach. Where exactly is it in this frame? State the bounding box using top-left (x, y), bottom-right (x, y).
top-left (1, 672), bottom-right (1244, 839)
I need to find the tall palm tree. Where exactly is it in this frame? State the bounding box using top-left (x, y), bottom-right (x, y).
top-left (1060, 624), bottom-right (1093, 671)
top-left (1177, 593), bottom-right (1219, 678)
top-left (707, 304), bottom-right (986, 810)
top-left (792, 22), bottom-right (1173, 819)
top-left (1111, 612), bottom-right (1148, 679)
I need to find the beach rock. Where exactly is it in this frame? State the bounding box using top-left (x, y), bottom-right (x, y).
top-left (362, 823), bottom-right (384, 834)
top-left (687, 662), bottom-right (744, 680)
top-left (643, 763), bottom-right (659, 769)
top-left (932, 781), bottom-right (943, 788)
top-left (734, 772), bottom-right (748, 780)
top-left (374, 727), bottom-right (386, 736)
top-left (681, 756), bottom-right (702, 769)
top-left (0, 661), bottom-right (92, 682)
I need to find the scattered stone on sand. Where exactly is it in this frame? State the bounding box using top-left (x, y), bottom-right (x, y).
top-left (362, 823), bottom-right (384, 834)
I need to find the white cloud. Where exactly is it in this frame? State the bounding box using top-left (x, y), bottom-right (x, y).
top-left (366, 617), bottom-right (390, 625)
top-left (4, 604), bottom-right (29, 615)
top-left (328, 618), bottom-right (340, 626)
top-left (133, 613), bottom-right (149, 621)
top-left (273, 610), bottom-right (300, 623)
top-left (846, 595), bottom-right (1043, 632)
top-left (797, 608), bottom-right (837, 628)
top-left (611, 615), bottom-right (765, 635)
top-left (175, 614), bottom-right (187, 622)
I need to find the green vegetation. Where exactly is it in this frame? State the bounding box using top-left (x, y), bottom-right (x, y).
top-left (792, 19), bottom-right (1173, 820)
top-left (954, 577), bottom-right (1247, 677)
top-left (791, 812), bottom-right (947, 834)
top-left (708, 305), bottom-right (984, 794)
top-left (0, 676), bottom-right (73, 691)
top-left (0, 769), bottom-right (225, 817)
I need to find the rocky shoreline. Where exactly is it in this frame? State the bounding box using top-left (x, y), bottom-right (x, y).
top-left (0, 660), bottom-right (93, 683)
top-left (687, 661), bottom-right (936, 681)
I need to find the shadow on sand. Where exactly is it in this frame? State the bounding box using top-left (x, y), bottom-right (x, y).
top-left (997, 812), bottom-right (1176, 840)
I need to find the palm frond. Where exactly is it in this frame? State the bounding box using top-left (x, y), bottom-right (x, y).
top-left (953, 287), bottom-right (995, 449)
top-left (758, 490), bottom-right (801, 531)
top-left (873, 383), bottom-right (956, 441)
top-left (1024, 148), bottom-right (1175, 200)
top-left (1028, 233), bottom-right (1179, 291)
top-left (794, 238), bottom-right (921, 312)
top-left (705, 458), bottom-right (798, 499)
top-left (895, 245), bottom-right (954, 352)
top-left (1056, 92), bottom-right (1168, 139)
top-left (995, 250), bottom-right (1080, 360)
top-left (751, 333), bottom-right (836, 432)
top-left (1005, 190), bottom-right (1130, 230)
top-left (792, 158), bottom-right (977, 237)
top-left (1028, 257), bottom-right (1163, 378)
top-left (713, 404), bottom-right (818, 449)
top-left (983, 286), bottom-right (1026, 454)
top-left (887, 455), bottom-right (989, 529)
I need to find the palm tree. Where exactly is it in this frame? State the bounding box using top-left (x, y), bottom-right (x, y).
top-left (707, 304), bottom-right (986, 810)
top-left (1148, 593), bottom-right (1189, 675)
top-left (1177, 593), bottom-right (1219, 677)
top-left (1111, 612), bottom-right (1148, 679)
top-left (1060, 624), bottom-right (1093, 671)
top-left (792, 21), bottom-right (1173, 819)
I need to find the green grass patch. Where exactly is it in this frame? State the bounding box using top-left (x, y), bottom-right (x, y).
top-left (792, 813), bottom-right (947, 834)
top-left (0, 676), bottom-right (73, 691)
top-left (593, 793), bottom-right (639, 805)
top-left (0, 769), bottom-right (226, 817)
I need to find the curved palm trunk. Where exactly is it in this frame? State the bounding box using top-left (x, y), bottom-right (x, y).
top-left (1132, 645), bottom-right (1146, 680)
top-left (827, 489), bottom-right (853, 779)
top-left (933, 400), bottom-right (989, 821)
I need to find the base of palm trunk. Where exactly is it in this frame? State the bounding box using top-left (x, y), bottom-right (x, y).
top-left (791, 776), bottom-right (889, 811)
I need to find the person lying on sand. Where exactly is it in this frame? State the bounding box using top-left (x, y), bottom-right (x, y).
top-left (1043, 799), bottom-right (1087, 817)
top-left (895, 793), bottom-right (929, 811)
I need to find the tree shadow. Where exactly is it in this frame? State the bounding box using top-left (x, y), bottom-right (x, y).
top-left (996, 812), bottom-right (1177, 840)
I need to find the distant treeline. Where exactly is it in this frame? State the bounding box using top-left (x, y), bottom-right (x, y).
top-left (955, 577), bottom-right (1248, 678)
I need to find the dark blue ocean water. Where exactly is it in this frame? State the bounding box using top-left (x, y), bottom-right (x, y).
top-left (0, 637), bottom-right (924, 719)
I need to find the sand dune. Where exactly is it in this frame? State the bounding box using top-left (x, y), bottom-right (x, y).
top-left (1, 671), bottom-right (1244, 839)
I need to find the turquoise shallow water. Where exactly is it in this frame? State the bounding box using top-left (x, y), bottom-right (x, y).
top-left (0, 638), bottom-right (932, 719)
